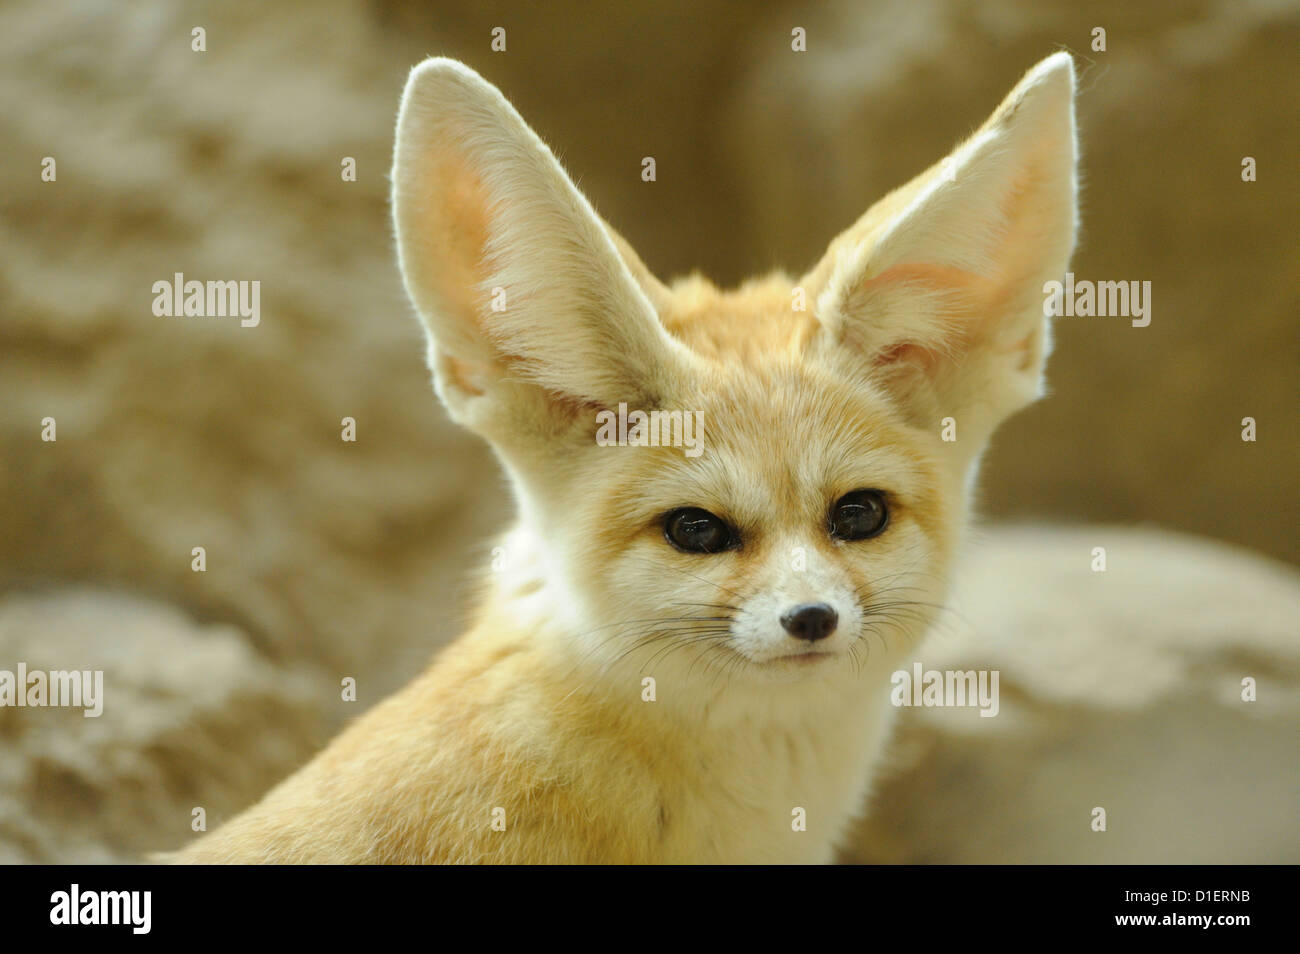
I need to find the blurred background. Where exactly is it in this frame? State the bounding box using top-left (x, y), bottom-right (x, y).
top-left (1, 0), bottom-right (1297, 863)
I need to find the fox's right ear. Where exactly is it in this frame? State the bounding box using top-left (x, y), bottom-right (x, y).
top-left (391, 58), bottom-right (696, 436)
top-left (803, 53), bottom-right (1078, 454)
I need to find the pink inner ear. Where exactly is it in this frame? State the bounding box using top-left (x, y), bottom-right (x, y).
top-left (432, 152), bottom-right (496, 328)
top-left (855, 259), bottom-right (1037, 364)
top-left (444, 354), bottom-right (491, 397)
top-left (853, 263), bottom-right (984, 372)
top-left (860, 262), bottom-right (983, 294)
top-left (872, 340), bottom-right (942, 376)
top-left (431, 150), bottom-right (543, 375)
top-left (860, 262), bottom-right (998, 321)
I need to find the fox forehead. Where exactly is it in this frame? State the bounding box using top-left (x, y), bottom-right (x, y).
top-left (659, 272), bottom-right (822, 363)
top-left (587, 358), bottom-right (947, 537)
top-left (650, 278), bottom-right (938, 497)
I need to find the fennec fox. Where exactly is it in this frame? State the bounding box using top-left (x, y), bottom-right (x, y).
top-left (177, 53), bottom-right (1078, 864)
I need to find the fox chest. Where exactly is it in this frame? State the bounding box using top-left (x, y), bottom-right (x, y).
top-left (653, 710), bottom-right (892, 864)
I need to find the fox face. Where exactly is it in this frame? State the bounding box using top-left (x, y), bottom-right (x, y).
top-left (392, 55), bottom-right (1077, 702)
top-left (549, 347), bottom-right (956, 687)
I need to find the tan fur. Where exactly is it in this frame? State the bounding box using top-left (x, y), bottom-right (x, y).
top-left (175, 53), bottom-right (1078, 864)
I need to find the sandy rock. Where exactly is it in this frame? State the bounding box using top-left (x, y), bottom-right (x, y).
top-left (846, 525), bottom-right (1300, 863)
top-left (0, 588), bottom-right (320, 863)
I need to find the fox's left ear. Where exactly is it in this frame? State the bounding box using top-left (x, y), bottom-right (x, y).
top-left (804, 53), bottom-right (1078, 448)
top-left (390, 58), bottom-right (697, 444)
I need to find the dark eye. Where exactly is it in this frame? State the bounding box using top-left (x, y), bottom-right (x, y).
top-left (664, 508), bottom-right (737, 554)
top-left (829, 490), bottom-right (889, 541)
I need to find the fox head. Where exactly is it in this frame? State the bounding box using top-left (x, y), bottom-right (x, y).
top-left (392, 55), bottom-right (1077, 696)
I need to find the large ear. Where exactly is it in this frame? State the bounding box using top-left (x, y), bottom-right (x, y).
top-left (391, 58), bottom-right (696, 435)
top-left (804, 53), bottom-right (1078, 449)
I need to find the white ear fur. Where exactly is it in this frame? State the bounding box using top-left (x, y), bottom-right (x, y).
top-left (809, 53), bottom-right (1079, 444)
top-left (391, 58), bottom-right (696, 430)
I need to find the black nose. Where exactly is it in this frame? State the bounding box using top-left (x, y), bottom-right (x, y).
top-left (780, 603), bottom-right (838, 641)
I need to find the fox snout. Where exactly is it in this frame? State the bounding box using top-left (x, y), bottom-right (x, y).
top-left (780, 602), bottom-right (838, 641)
top-left (721, 554), bottom-right (866, 669)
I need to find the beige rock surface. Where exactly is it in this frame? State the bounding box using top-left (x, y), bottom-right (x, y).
top-left (848, 526), bottom-right (1300, 863)
top-left (0, 588), bottom-right (320, 864)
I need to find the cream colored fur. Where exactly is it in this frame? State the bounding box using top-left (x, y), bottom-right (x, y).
top-left (175, 53), bottom-right (1078, 864)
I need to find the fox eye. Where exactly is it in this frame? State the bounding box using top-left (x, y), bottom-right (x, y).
top-left (829, 490), bottom-right (889, 541)
top-left (664, 508), bottom-right (737, 554)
